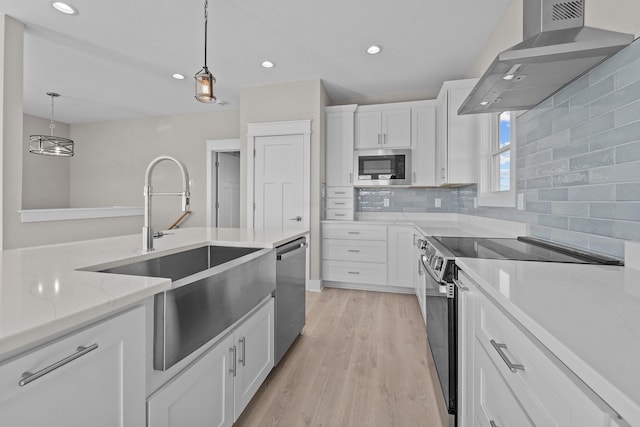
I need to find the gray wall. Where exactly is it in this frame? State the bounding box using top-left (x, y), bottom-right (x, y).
top-left (360, 38), bottom-right (640, 259)
top-left (240, 79), bottom-right (327, 281)
top-left (22, 113), bottom-right (71, 209)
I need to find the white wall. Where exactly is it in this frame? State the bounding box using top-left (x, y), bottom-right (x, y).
top-left (69, 110), bottom-right (240, 230)
top-left (6, 108), bottom-right (239, 248)
top-left (239, 79), bottom-right (327, 281)
top-left (2, 15), bottom-right (24, 250)
top-left (466, 0), bottom-right (640, 79)
top-left (22, 113), bottom-right (71, 209)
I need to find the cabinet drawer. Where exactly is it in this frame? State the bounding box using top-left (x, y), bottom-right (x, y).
top-left (322, 224), bottom-right (386, 241)
top-left (474, 290), bottom-right (618, 427)
top-left (327, 187), bottom-right (354, 198)
top-left (323, 239), bottom-right (386, 263)
top-left (322, 260), bottom-right (386, 285)
top-left (473, 339), bottom-right (534, 427)
top-left (327, 198), bottom-right (354, 209)
top-left (325, 209), bottom-right (354, 221)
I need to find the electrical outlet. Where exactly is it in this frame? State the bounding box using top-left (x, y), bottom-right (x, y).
top-left (435, 198), bottom-right (441, 208)
top-left (383, 198), bottom-right (390, 207)
top-left (473, 197), bottom-right (477, 209)
top-left (517, 193), bottom-right (525, 210)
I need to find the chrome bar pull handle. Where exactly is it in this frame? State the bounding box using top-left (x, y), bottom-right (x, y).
top-left (441, 168), bottom-right (446, 179)
top-left (378, 133), bottom-right (381, 145)
top-left (229, 346), bottom-right (237, 376)
top-left (19, 343), bottom-right (99, 387)
top-left (348, 271), bottom-right (360, 275)
top-left (347, 231), bottom-right (360, 235)
top-left (452, 278), bottom-right (468, 291)
top-left (239, 337), bottom-right (246, 367)
top-left (490, 339), bottom-right (525, 372)
top-left (384, 134), bottom-right (387, 145)
top-left (347, 249), bottom-right (360, 253)
top-left (349, 172), bottom-right (353, 183)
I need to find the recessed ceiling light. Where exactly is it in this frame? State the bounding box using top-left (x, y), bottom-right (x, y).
top-left (51, 2), bottom-right (78, 15)
top-left (479, 101), bottom-right (489, 106)
top-left (172, 73), bottom-right (185, 80)
top-left (261, 61), bottom-right (275, 68)
top-left (366, 45), bottom-right (382, 55)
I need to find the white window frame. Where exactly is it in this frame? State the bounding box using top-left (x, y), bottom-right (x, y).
top-left (477, 111), bottom-right (517, 207)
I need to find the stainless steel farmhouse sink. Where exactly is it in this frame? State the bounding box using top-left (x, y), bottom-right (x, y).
top-left (89, 245), bottom-right (275, 371)
top-left (98, 245), bottom-right (260, 281)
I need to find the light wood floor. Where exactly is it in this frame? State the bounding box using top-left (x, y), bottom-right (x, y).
top-left (235, 288), bottom-right (445, 427)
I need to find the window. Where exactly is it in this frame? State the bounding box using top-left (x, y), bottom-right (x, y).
top-left (477, 111), bottom-right (516, 207)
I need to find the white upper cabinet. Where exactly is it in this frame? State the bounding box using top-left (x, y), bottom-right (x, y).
top-left (355, 107), bottom-right (411, 149)
top-left (326, 105), bottom-right (357, 187)
top-left (435, 79), bottom-right (480, 186)
top-left (411, 105), bottom-right (436, 186)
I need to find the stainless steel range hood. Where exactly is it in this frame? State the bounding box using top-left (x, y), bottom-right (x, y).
top-left (458, 0), bottom-right (634, 115)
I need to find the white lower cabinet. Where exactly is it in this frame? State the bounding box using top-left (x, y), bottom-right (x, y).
top-left (147, 298), bottom-right (274, 427)
top-left (0, 306), bottom-right (146, 427)
top-left (457, 270), bottom-right (624, 427)
top-left (232, 297), bottom-right (274, 421)
top-left (322, 223), bottom-right (418, 292)
top-left (387, 226), bottom-right (415, 289)
top-left (147, 335), bottom-right (234, 427)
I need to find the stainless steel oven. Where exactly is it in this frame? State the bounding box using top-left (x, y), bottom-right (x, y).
top-left (354, 148), bottom-right (411, 186)
top-left (420, 237), bottom-right (457, 427)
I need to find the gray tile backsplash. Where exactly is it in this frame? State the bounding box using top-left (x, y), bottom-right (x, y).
top-left (355, 38), bottom-right (640, 259)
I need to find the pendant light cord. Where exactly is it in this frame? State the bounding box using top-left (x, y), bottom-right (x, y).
top-left (204, 0), bottom-right (208, 68)
top-left (49, 94), bottom-right (56, 136)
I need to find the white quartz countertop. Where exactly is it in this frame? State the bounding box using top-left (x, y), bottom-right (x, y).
top-left (456, 257), bottom-right (640, 426)
top-left (322, 213), bottom-right (529, 238)
top-left (0, 227), bottom-right (307, 358)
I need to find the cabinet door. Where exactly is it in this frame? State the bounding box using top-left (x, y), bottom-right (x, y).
top-left (382, 109), bottom-right (411, 148)
top-left (411, 106), bottom-right (436, 186)
top-left (355, 111), bottom-right (382, 149)
top-left (435, 95), bottom-right (448, 186)
top-left (387, 226), bottom-right (414, 288)
top-left (233, 299), bottom-right (274, 421)
top-left (0, 307), bottom-right (145, 427)
top-left (446, 87), bottom-right (478, 184)
top-left (473, 340), bottom-right (535, 427)
top-left (147, 335), bottom-right (234, 427)
top-left (326, 111), bottom-right (355, 187)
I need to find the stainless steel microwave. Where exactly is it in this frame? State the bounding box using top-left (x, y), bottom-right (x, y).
top-left (354, 149), bottom-right (411, 186)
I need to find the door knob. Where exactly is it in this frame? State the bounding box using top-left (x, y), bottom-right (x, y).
top-left (289, 216), bottom-right (302, 222)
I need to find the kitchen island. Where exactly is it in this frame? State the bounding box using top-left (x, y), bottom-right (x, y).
top-left (0, 226), bottom-right (307, 427)
top-left (0, 226), bottom-right (308, 358)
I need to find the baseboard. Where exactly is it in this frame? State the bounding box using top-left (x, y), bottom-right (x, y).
top-left (307, 279), bottom-right (324, 292)
top-left (323, 281), bottom-right (416, 295)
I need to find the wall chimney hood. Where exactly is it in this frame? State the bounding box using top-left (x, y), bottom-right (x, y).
top-left (458, 0), bottom-right (634, 115)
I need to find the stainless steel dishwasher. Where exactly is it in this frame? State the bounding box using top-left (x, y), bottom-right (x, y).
top-left (275, 237), bottom-right (307, 365)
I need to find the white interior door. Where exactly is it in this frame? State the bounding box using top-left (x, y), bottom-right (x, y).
top-left (254, 134), bottom-right (306, 230)
top-left (216, 152), bottom-right (240, 228)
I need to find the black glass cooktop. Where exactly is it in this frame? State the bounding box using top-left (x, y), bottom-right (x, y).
top-left (434, 236), bottom-right (623, 265)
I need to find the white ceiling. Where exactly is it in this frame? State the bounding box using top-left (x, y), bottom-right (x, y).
top-left (3, 0), bottom-right (512, 124)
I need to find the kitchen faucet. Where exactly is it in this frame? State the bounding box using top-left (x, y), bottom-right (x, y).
top-left (143, 156), bottom-right (190, 253)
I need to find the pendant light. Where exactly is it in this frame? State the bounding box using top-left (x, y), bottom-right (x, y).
top-left (195, 0), bottom-right (216, 103)
top-left (29, 92), bottom-right (74, 157)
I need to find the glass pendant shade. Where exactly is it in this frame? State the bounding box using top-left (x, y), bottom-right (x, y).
top-left (195, 67), bottom-right (216, 103)
top-left (29, 92), bottom-right (74, 157)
